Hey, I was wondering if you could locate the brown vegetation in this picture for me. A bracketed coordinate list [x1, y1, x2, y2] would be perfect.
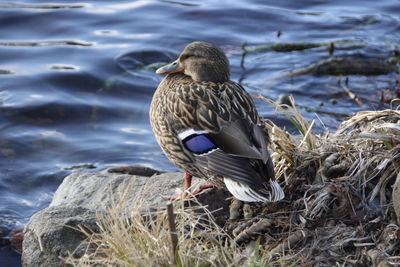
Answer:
[68, 97, 400, 266]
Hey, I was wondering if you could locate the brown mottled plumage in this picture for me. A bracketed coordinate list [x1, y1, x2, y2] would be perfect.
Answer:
[150, 41, 284, 202]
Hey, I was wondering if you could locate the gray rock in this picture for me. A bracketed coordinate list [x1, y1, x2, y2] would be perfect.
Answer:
[22, 168, 230, 267]
[49, 169, 183, 210]
[23, 207, 97, 267]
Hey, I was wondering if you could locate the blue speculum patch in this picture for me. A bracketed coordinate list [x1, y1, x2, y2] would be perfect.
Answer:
[184, 134, 217, 154]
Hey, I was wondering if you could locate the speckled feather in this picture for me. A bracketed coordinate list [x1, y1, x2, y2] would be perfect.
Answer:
[151, 73, 257, 179]
[150, 41, 284, 202]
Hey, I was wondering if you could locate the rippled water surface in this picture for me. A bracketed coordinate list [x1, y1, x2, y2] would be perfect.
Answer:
[0, 0, 399, 264]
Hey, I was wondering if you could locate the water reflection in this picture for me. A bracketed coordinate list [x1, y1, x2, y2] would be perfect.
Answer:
[0, 3, 87, 10]
[0, 0, 399, 264]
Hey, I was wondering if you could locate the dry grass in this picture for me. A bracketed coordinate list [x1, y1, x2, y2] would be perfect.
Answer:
[68, 97, 400, 266]
[66, 182, 241, 267]
[247, 97, 400, 266]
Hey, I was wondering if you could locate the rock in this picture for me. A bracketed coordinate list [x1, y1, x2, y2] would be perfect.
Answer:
[393, 172, 400, 225]
[290, 56, 398, 76]
[9, 228, 24, 253]
[22, 207, 97, 267]
[48, 169, 182, 209]
[107, 165, 163, 176]
[22, 167, 230, 267]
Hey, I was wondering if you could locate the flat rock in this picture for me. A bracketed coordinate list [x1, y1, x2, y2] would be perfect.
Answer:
[49, 169, 182, 209]
[22, 168, 230, 267]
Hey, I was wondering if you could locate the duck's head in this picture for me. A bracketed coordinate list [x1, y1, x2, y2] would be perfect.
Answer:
[156, 41, 230, 83]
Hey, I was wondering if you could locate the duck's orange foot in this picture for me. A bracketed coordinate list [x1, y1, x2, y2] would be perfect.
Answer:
[162, 181, 215, 201]
[162, 172, 191, 200]
[162, 187, 187, 201]
[191, 183, 214, 195]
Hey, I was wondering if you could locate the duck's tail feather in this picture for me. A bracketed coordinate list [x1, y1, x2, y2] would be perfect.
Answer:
[269, 179, 285, 202]
[224, 178, 285, 203]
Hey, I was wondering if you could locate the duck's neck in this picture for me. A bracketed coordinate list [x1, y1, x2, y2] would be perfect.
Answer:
[190, 66, 230, 83]
[184, 58, 230, 83]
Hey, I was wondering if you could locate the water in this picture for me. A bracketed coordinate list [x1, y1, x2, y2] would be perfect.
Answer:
[0, 0, 399, 265]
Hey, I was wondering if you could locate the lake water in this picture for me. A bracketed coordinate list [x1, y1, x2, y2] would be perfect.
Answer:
[0, 0, 399, 265]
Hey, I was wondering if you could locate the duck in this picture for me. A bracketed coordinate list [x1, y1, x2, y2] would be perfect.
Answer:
[150, 41, 284, 202]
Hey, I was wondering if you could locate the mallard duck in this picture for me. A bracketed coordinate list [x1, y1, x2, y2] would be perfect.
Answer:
[150, 41, 284, 202]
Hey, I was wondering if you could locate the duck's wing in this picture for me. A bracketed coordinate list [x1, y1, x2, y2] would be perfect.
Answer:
[170, 81, 265, 155]
[170, 81, 283, 202]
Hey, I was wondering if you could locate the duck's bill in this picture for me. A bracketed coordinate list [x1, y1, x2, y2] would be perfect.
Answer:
[155, 60, 183, 74]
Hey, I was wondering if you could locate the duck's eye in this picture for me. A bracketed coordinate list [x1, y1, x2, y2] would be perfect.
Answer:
[180, 54, 193, 61]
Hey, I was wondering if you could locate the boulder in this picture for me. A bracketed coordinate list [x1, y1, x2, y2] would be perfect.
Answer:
[22, 168, 230, 267]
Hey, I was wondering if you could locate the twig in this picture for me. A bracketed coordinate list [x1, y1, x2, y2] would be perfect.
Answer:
[328, 42, 335, 55]
[358, 132, 400, 144]
[166, 202, 179, 265]
[270, 230, 309, 257]
[233, 218, 272, 244]
[240, 42, 248, 72]
[297, 119, 315, 149]
[340, 78, 363, 105]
